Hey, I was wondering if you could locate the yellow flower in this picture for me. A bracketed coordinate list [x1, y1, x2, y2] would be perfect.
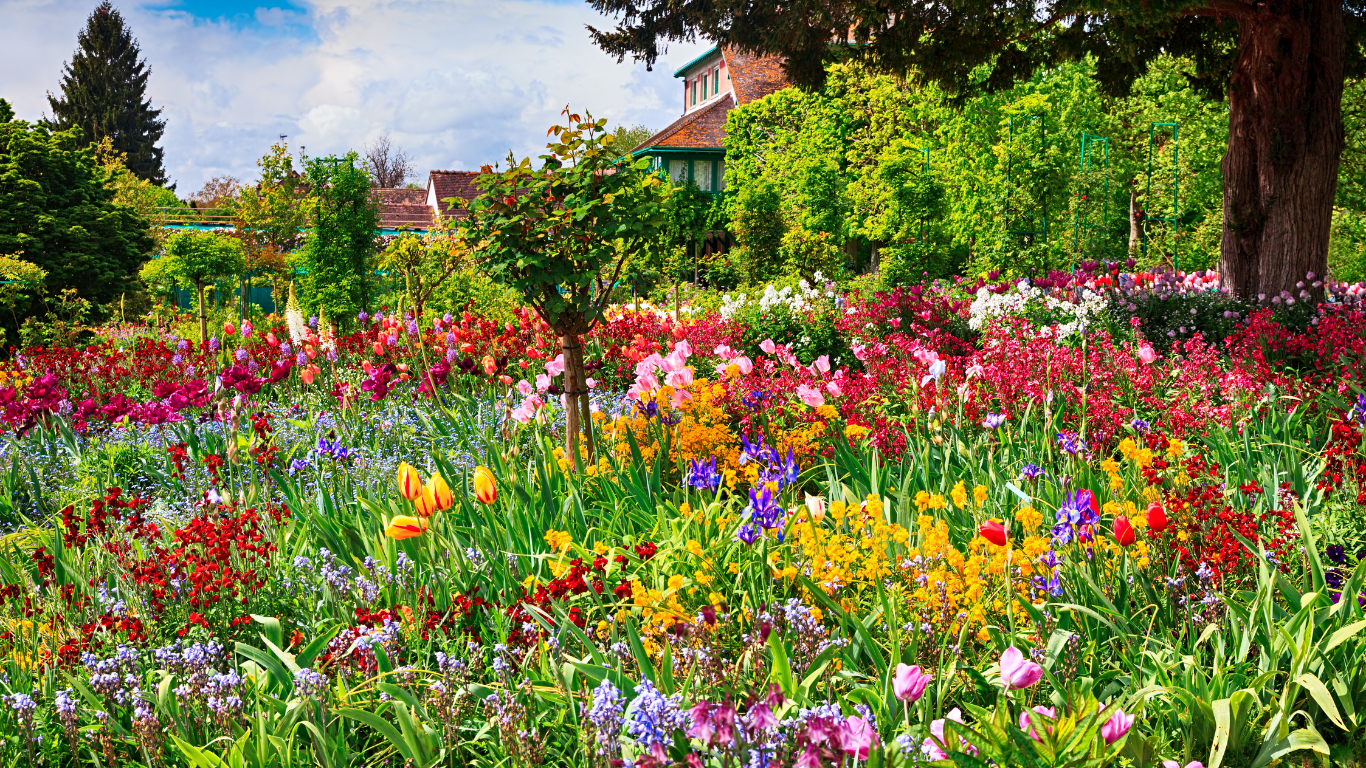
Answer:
[973, 484, 988, 507]
[951, 481, 967, 508]
[708, 591, 726, 606]
[680, 502, 692, 519]
[844, 423, 871, 439]
[594, 541, 609, 555]
[1166, 439, 1186, 459]
[427, 472, 454, 512]
[687, 539, 704, 558]
[385, 515, 427, 540]
[545, 530, 572, 552]
[1100, 458, 1119, 474]
[667, 574, 686, 592]
[397, 462, 423, 500]
[1016, 506, 1042, 531]
[694, 570, 712, 586]
[728, 562, 740, 574]
[816, 404, 839, 419]
[831, 500, 847, 519]
[472, 466, 497, 504]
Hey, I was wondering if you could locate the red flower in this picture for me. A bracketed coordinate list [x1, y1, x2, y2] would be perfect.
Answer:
[980, 520, 1008, 547]
[1114, 516, 1136, 546]
[1146, 502, 1167, 533]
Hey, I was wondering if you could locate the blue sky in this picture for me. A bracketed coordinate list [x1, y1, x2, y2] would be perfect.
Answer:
[0, 0, 708, 193]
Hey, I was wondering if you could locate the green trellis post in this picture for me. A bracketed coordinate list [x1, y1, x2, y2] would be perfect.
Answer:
[1142, 122, 1180, 271]
[1071, 132, 1111, 271]
[1006, 115, 1049, 271]
[918, 146, 932, 244]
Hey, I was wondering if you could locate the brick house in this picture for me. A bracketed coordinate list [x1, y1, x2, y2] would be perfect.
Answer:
[373, 170, 482, 232]
[630, 46, 790, 193]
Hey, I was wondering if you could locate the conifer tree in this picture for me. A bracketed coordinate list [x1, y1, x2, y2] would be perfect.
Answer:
[47, 2, 167, 185]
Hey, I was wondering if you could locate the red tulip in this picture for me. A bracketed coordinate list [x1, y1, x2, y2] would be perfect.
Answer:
[980, 519, 1008, 547]
[1114, 516, 1136, 546]
[1146, 502, 1167, 533]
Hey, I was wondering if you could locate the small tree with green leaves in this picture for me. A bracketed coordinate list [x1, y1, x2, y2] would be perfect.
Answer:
[142, 231, 245, 343]
[462, 109, 669, 466]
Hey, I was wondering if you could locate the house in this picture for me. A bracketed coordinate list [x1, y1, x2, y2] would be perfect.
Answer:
[372, 171, 483, 232]
[630, 46, 790, 192]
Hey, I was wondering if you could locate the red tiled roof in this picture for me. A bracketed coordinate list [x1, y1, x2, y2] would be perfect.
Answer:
[726, 48, 790, 106]
[380, 204, 434, 230]
[375, 188, 426, 207]
[429, 170, 481, 219]
[633, 93, 734, 152]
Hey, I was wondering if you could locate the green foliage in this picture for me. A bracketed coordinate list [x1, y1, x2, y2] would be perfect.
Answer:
[611, 123, 655, 153]
[45, 1, 167, 184]
[0, 99, 12, 124]
[727, 179, 786, 283]
[302, 152, 379, 329]
[0, 117, 152, 327]
[144, 230, 245, 341]
[237, 143, 312, 259]
[1329, 207, 1366, 284]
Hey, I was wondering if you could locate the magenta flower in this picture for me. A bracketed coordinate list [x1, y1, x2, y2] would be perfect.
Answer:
[1101, 708, 1134, 744]
[999, 646, 1044, 689]
[837, 715, 876, 759]
[1017, 705, 1055, 741]
[893, 663, 932, 702]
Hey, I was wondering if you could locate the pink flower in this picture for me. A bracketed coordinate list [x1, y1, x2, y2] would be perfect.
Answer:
[837, 716, 876, 759]
[1138, 343, 1157, 364]
[517, 379, 534, 396]
[852, 342, 867, 361]
[535, 373, 551, 392]
[794, 744, 823, 768]
[999, 646, 1044, 689]
[674, 340, 692, 357]
[545, 354, 565, 377]
[1101, 708, 1134, 744]
[1017, 705, 1055, 741]
[813, 355, 831, 374]
[672, 389, 693, 408]
[893, 663, 931, 702]
[1162, 762, 1205, 768]
[735, 356, 753, 375]
[665, 368, 694, 390]
[923, 707, 971, 760]
[241, 320, 253, 338]
[746, 701, 779, 730]
[586, 377, 598, 389]
[826, 380, 842, 397]
[796, 385, 825, 408]
[759, 339, 777, 355]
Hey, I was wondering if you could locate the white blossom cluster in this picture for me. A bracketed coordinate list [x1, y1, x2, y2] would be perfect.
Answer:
[720, 272, 835, 320]
[968, 281, 1111, 337]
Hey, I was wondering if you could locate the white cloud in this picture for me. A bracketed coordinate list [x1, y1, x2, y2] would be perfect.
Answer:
[0, 0, 707, 193]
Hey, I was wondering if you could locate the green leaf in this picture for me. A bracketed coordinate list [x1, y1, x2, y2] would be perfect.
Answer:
[336, 707, 415, 761]
[1294, 673, 1347, 731]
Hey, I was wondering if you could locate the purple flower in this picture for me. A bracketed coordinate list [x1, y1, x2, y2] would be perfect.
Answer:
[981, 413, 1007, 429]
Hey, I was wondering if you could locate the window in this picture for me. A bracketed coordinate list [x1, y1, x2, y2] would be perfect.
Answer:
[669, 159, 688, 184]
[712, 67, 720, 96]
[694, 160, 712, 192]
[690, 78, 697, 106]
[716, 160, 726, 190]
[701, 72, 708, 101]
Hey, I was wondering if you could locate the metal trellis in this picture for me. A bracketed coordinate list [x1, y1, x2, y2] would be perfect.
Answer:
[1142, 122, 1180, 270]
[1070, 132, 1111, 269]
[1006, 115, 1049, 246]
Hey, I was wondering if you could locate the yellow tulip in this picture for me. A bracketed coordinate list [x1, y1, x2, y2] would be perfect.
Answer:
[397, 462, 423, 500]
[427, 472, 453, 512]
[473, 466, 497, 504]
[385, 515, 427, 540]
[414, 484, 439, 518]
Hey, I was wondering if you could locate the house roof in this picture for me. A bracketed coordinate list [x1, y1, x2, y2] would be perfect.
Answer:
[372, 188, 432, 230]
[428, 170, 481, 218]
[632, 93, 735, 153]
[726, 48, 790, 106]
[673, 45, 720, 78]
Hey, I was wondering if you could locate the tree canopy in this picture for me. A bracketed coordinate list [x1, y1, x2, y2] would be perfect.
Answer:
[47, 1, 168, 185]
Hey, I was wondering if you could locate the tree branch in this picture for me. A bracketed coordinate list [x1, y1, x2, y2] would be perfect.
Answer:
[1183, 0, 1254, 18]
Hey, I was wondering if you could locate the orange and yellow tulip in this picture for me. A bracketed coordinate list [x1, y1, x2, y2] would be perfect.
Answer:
[397, 462, 423, 500]
[473, 466, 497, 504]
[428, 472, 454, 512]
[385, 515, 427, 540]
[414, 484, 439, 518]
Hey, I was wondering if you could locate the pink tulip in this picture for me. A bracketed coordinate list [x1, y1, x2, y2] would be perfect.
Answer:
[735, 356, 753, 374]
[1138, 343, 1157, 364]
[837, 716, 876, 759]
[516, 379, 534, 396]
[923, 707, 971, 760]
[796, 384, 825, 408]
[826, 380, 843, 397]
[1101, 708, 1134, 744]
[1162, 762, 1205, 768]
[535, 373, 551, 392]
[760, 339, 777, 355]
[674, 340, 692, 357]
[672, 388, 693, 408]
[813, 355, 830, 374]
[893, 663, 931, 702]
[499, 374, 514, 386]
[999, 646, 1044, 689]
[1018, 705, 1055, 741]
[586, 377, 598, 389]
[852, 342, 867, 361]
[666, 368, 693, 389]
[545, 354, 565, 377]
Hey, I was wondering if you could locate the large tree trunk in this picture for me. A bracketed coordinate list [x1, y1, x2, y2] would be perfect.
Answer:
[1218, 0, 1344, 298]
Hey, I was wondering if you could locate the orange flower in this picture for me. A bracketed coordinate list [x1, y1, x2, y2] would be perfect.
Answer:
[428, 472, 454, 512]
[397, 462, 423, 500]
[473, 466, 497, 504]
[385, 515, 427, 540]
[414, 484, 439, 517]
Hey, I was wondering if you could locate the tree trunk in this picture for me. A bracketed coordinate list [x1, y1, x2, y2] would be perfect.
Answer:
[1218, 0, 1344, 298]
[196, 280, 208, 344]
[560, 332, 588, 471]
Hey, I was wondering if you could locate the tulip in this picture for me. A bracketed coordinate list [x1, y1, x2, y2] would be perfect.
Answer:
[759, 339, 777, 355]
[893, 663, 931, 702]
[301, 367, 315, 385]
[223, 321, 236, 336]
[1018, 705, 1055, 741]
[372, 341, 385, 356]
[414, 484, 439, 518]
[805, 495, 826, 524]
[427, 472, 454, 512]
[837, 716, 875, 759]
[999, 646, 1044, 689]
[1138, 343, 1157, 364]
[980, 519, 1008, 547]
[1114, 516, 1136, 546]
[385, 515, 427, 539]
[473, 466, 497, 504]
[1162, 762, 1205, 768]
[397, 462, 423, 500]
[1101, 708, 1134, 744]
[1147, 502, 1167, 533]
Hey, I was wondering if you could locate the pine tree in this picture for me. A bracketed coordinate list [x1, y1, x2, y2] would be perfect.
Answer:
[47, 2, 167, 185]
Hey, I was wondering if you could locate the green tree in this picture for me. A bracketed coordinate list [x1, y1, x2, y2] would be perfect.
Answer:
[0, 99, 13, 124]
[727, 179, 787, 283]
[46, 1, 167, 185]
[236, 143, 312, 315]
[142, 231, 245, 343]
[301, 152, 378, 336]
[0, 117, 152, 326]
[588, 0, 1363, 298]
[379, 223, 468, 322]
[462, 109, 669, 465]
[611, 123, 656, 152]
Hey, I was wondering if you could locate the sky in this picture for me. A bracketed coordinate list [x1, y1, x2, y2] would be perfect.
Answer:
[0, 0, 709, 194]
